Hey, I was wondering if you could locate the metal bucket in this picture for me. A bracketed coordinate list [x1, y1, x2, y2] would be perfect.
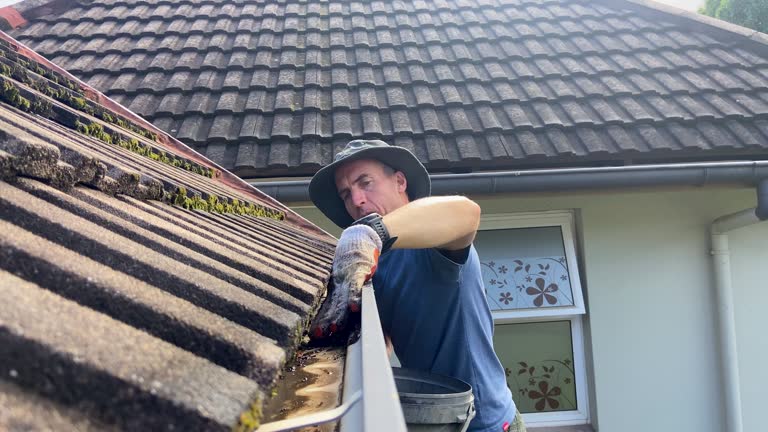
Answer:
[392, 367, 476, 432]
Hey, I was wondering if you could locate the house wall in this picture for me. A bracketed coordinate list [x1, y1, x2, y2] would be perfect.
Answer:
[290, 185, 767, 432]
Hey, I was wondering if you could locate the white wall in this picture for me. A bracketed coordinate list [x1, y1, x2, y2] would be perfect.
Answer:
[291, 185, 767, 432]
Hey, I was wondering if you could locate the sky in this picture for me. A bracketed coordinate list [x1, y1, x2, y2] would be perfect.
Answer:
[0, 0, 706, 11]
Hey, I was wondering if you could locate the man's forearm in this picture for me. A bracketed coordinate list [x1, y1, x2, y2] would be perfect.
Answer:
[382, 196, 481, 251]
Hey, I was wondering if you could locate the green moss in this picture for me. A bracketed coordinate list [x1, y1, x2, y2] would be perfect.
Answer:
[17, 96, 30, 111]
[75, 120, 89, 134]
[233, 395, 262, 432]
[68, 96, 88, 111]
[31, 98, 52, 117]
[10, 65, 30, 84]
[1, 79, 31, 112]
[172, 186, 189, 207]
[163, 188, 285, 220]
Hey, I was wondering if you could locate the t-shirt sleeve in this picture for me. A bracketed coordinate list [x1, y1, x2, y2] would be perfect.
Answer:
[427, 246, 471, 283]
[437, 246, 471, 265]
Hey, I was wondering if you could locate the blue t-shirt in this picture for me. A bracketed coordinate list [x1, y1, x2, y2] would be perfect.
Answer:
[373, 245, 516, 432]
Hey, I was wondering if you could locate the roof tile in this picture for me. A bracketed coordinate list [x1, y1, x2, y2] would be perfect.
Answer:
[614, 96, 656, 122]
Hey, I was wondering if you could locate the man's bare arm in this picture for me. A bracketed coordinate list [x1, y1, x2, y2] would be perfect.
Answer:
[382, 196, 481, 251]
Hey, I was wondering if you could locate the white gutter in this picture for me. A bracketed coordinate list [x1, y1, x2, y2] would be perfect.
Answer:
[709, 179, 768, 432]
[341, 283, 407, 432]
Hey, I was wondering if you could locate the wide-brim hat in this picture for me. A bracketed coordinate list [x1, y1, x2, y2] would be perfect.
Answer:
[309, 139, 431, 228]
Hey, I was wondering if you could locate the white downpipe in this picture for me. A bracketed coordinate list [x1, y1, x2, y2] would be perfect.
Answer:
[709, 208, 760, 432]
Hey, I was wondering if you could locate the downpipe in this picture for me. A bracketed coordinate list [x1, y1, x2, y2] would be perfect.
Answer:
[709, 179, 768, 432]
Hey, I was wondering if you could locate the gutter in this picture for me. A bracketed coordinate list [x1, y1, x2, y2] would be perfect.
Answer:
[258, 284, 406, 432]
[250, 161, 768, 202]
[341, 283, 407, 432]
[709, 178, 768, 432]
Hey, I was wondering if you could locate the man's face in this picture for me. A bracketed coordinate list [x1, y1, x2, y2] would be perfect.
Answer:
[334, 158, 408, 220]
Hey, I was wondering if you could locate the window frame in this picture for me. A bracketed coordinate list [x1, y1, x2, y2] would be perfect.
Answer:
[478, 210, 591, 428]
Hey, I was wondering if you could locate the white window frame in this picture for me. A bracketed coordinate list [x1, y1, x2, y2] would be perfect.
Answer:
[478, 210, 591, 428]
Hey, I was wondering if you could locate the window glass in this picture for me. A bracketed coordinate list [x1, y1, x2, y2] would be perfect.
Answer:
[475, 227, 575, 311]
[493, 321, 577, 413]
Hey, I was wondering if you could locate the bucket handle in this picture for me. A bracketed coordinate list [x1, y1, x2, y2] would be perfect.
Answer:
[456, 401, 476, 432]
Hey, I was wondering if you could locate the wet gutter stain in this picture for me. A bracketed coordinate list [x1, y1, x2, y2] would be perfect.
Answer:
[261, 347, 345, 432]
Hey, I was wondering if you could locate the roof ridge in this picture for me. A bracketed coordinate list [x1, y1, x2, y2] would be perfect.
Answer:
[599, 0, 768, 55]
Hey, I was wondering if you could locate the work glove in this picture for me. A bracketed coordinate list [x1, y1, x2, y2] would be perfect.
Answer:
[311, 224, 382, 339]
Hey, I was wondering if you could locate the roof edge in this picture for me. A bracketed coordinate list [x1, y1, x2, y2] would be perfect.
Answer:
[0, 0, 72, 30]
[601, 0, 768, 56]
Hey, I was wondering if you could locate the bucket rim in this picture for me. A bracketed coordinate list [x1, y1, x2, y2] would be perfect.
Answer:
[392, 367, 473, 399]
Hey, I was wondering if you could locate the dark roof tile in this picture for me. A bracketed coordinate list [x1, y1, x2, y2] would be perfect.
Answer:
[447, 107, 473, 132]
[514, 129, 548, 157]
[503, 103, 535, 129]
[156, 93, 185, 116]
[332, 111, 353, 136]
[644, 95, 688, 121]
[666, 121, 709, 149]
[301, 111, 322, 138]
[697, 121, 736, 149]
[576, 127, 612, 154]
[626, 73, 666, 93]
[635, 123, 671, 151]
[561, 100, 594, 125]
[732, 92, 768, 115]
[725, 120, 762, 146]
[704, 70, 749, 91]
[532, 101, 562, 127]
[600, 75, 633, 95]
[587, 98, 624, 124]
[701, 94, 749, 118]
[477, 105, 503, 131]
[678, 70, 721, 92]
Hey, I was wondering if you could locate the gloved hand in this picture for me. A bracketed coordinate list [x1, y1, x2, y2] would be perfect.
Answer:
[311, 224, 382, 339]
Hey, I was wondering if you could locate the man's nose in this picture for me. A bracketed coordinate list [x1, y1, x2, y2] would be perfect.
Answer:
[351, 188, 366, 207]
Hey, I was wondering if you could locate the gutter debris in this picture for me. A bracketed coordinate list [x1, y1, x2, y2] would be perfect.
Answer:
[262, 347, 346, 432]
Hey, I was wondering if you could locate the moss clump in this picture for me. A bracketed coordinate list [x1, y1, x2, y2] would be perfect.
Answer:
[73, 121, 115, 146]
[9, 64, 30, 84]
[1, 80, 31, 112]
[233, 395, 263, 432]
[69, 96, 87, 110]
[164, 188, 286, 220]
[31, 98, 52, 117]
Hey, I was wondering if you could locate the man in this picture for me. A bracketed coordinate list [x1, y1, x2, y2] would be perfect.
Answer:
[309, 139, 525, 432]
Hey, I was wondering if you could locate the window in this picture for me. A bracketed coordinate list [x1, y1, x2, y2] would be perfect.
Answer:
[474, 211, 590, 428]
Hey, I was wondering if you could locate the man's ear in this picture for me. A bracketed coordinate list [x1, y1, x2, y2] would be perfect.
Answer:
[395, 171, 407, 193]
